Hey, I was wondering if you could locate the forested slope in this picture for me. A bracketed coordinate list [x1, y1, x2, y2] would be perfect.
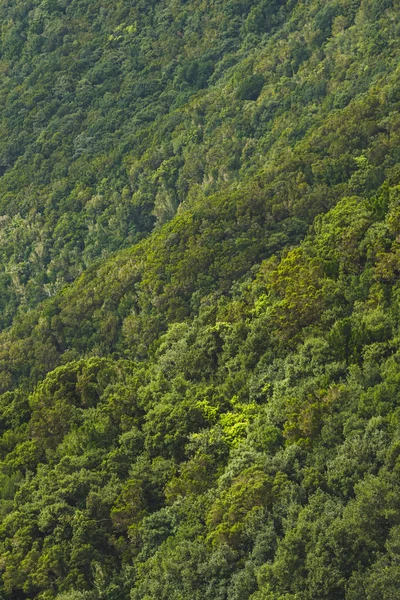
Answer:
[0, 0, 398, 322]
[0, 0, 400, 598]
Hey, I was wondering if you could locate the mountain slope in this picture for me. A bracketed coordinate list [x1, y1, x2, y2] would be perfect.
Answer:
[0, 0, 399, 323]
[1, 183, 400, 599]
[0, 0, 399, 598]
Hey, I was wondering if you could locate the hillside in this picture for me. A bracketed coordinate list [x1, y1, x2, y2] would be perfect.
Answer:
[0, 0, 398, 323]
[0, 0, 399, 598]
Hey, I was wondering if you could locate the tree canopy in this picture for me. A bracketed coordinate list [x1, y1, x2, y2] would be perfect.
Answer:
[0, 0, 399, 597]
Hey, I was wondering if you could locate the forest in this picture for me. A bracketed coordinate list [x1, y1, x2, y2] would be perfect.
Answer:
[0, 0, 399, 597]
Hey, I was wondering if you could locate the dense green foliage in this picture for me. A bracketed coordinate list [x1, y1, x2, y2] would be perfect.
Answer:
[0, 0, 398, 323]
[0, 0, 400, 597]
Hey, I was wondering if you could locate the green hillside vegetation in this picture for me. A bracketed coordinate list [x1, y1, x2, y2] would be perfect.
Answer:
[0, 0, 399, 598]
[0, 0, 398, 323]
